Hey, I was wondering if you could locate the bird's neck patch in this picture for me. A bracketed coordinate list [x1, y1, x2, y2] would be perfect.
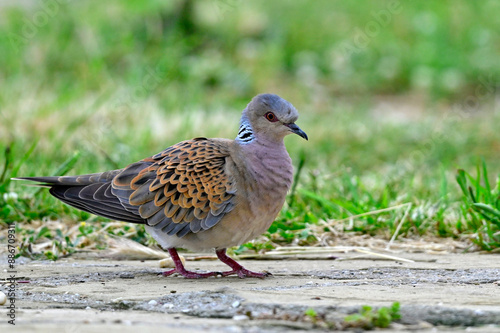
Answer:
[236, 118, 255, 144]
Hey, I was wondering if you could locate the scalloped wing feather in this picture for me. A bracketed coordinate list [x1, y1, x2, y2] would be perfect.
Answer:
[111, 138, 236, 237]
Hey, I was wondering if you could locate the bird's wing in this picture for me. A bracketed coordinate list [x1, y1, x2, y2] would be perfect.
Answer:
[112, 138, 237, 237]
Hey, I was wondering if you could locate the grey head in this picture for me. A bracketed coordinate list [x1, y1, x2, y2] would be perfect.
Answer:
[236, 94, 308, 144]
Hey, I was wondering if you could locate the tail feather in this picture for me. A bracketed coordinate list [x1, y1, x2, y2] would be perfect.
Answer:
[14, 171, 145, 224]
[14, 170, 121, 186]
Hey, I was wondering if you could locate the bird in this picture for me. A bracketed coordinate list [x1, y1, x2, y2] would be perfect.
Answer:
[16, 93, 308, 278]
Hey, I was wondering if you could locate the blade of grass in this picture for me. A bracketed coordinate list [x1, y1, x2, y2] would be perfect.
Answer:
[289, 150, 306, 208]
[51, 151, 81, 177]
[7, 140, 38, 190]
[439, 165, 447, 201]
[324, 203, 411, 229]
[472, 203, 500, 226]
[35, 151, 81, 195]
[299, 188, 338, 212]
[475, 161, 481, 202]
[0, 145, 12, 184]
[468, 186, 477, 203]
[330, 198, 365, 215]
[482, 158, 491, 204]
[386, 203, 412, 250]
[456, 169, 468, 198]
[354, 248, 414, 263]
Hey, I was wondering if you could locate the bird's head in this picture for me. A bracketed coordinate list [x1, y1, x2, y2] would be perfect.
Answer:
[238, 94, 308, 144]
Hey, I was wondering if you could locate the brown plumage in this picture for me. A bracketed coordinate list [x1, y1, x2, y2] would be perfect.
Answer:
[16, 93, 307, 278]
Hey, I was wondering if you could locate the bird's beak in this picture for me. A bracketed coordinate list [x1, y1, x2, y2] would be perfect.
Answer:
[285, 123, 308, 140]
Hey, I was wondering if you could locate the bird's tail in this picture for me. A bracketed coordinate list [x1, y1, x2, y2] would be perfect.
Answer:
[13, 171, 144, 223]
[13, 170, 120, 186]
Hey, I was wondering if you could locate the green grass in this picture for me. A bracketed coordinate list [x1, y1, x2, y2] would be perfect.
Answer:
[344, 302, 401, 330]
[456, 161, 500, 250]
[1, 0, 500, 257]
[303, 302, 401, 330]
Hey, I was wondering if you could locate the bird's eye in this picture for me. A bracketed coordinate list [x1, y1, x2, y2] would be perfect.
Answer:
[264, 112, 278, 122]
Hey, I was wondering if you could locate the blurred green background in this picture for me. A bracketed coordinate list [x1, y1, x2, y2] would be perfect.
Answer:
[1, 0, 499, 254]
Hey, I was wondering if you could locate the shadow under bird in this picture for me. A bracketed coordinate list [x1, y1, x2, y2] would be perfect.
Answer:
[16, 93, 308, 278]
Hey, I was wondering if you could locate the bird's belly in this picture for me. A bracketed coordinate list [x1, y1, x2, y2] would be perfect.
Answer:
[145, 194, 284, 252]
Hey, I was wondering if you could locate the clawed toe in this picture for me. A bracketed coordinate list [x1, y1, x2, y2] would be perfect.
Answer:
[162, 268, 271, 279]
[215, 248, 272, 278]
[162, 269, 176, 277]
[222, 268, 272, 279]
[161, 249, 223, 279]
[162, 268, 221, 279]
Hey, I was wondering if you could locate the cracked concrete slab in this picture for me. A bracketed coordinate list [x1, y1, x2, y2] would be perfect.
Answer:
[1, 251, 499, 332]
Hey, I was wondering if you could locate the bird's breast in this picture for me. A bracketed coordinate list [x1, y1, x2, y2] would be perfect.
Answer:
[242, 143, 293, 193]
[231, 142, 294, 227]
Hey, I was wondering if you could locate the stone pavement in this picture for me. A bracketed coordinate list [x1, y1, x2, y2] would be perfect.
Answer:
[1, 251, 500, 332]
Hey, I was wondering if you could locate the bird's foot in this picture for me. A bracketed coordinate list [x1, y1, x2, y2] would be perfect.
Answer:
[162, 268, 221, 279]
[222, 268, 272, 279]
[163, 248, 221, 278]
[215, 248, 272, 278]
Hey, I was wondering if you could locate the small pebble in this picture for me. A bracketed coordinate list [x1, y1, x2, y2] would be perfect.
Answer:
[0, 292, 6, 305]
[85, 306, 92, 310]
[148, 300, 158, 306]
[232, 315, 249, 321]
[232, 301, 240, 308]
[119, 273, 135, 279]
[162, 303, 174, 309]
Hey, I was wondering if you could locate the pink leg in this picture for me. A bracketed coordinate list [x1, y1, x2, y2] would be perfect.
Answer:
[162, 248, 220, 279]
[216, 248, 272, 278]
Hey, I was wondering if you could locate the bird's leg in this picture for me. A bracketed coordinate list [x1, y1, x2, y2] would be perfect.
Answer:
[162, 248, 220, 279]
[216, 248, 272, 278]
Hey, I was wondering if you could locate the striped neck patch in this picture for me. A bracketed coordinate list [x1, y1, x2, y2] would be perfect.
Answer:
[236, 118, 255, 144]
